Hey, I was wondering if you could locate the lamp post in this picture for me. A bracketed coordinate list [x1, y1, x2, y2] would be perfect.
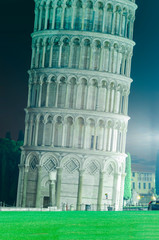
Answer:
[49, 171, 57, 207]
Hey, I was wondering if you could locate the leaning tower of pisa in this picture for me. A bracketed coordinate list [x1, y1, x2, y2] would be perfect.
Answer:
[17, 0, 137, 210]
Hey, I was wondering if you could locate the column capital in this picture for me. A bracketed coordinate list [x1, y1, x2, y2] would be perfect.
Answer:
[79, 169, 85, 176]
[18, 164, 24, 169]
[36, 164, 42, 170]
[24, 165, 29, 173]
[57, 167, 63, 175]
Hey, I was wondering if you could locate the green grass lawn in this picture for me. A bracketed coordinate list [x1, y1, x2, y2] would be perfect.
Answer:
[0, 211, 159, 240]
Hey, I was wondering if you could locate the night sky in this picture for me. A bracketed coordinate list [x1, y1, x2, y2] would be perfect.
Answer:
[0, 0, 159, 165]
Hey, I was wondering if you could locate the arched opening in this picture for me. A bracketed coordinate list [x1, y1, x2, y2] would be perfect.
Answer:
[64, 0, 72, 29]
[71, 38, 80, 68]
[57, 77, 67, 108]
[112, 43, 118, 73]
[74, 0, 83, 30]
[96, 120, 104, 150]
[94, 2, 103, 32]
[37, 116, 44, 146]
[114, 6, 121, 35]
[85, 118, 95, 149]
[121, 8, 128, 37]
[54, 116, 63, 147]
[97, 81, 107, 111]
[84, 1, 93, 31]
[87, 79, 97, 110]
[38, 39, 43, 68]
[82, 39, 91, 69]
[48, 77, 57, 107]
[44, 116, 53, 146]
[45, 38, 50, 68]
[52, 38, 60, 67]
[75, 117, 84, 148]
[65, 117, 73, 147]
[106, 4, 113, 34]
[41, 3, 46, 30]
[55, 0, 62, 29]
[66, 77, 76, 108]
[41, 77, 47, 107]
[61, 38, 70, 68]
[76, 78, 87, 109]
[92, 40, 101, 70]
[48, 3, 53, 29]
[103, 41, 110, 72]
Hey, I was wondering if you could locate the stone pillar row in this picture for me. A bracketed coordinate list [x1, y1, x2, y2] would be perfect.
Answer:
[34, 1, 135, 40]
[28, 79, 130, 115]
[21, 164, 118, 210]
[24, 114, 127, 154]
[31, 38, 133, 78]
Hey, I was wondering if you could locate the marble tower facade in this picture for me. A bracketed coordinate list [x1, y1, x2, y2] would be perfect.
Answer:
[17, 0, 137, 210]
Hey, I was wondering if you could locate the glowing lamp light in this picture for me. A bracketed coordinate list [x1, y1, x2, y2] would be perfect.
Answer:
[152, 196, 156, 201]
[137, 195, 141, 200]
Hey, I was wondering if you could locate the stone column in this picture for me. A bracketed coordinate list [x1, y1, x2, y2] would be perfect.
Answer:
[24, 121, 29, 146]
[105, 85, 110, 112]
[102, 7, 106, 32]
[121, 129, 127, 153]
[49, 180, 56, 206]
[108, 46, 113, 72]
[51, 120, 55, 147]
[51, 7, 56, 29]
[44, 5, 49, 30]
[22, 165, 29, 207]
[28, 120, 33, 146]
[97, 171, 105, 211]
[119, 11, 123, 36]
[34, 7, 39, 31]
[62, 121, 66, 147]
[16, 164, 24, 207]
[42, 41, 46, 68]
[111, 11, 115, 34]
[93, 127, 97, 150]
[119, 173, 126, 210]
[103, 125, 107, 151]
[35, 43, 40, 68]
[38, 6, 43, 30]
[35, 165, 42, 208]
[77, 170, 84, 211]
[38, 82, 43, 107]
[99, 46, 104, 71]
[79, 43, 83, 69]
[31, 45, 36, 69]
[27, 83, 32, 107]
[56, 167, 63, 209]
[34, 118, 39, 146]
[89, 46, 95, 70]
[71, 6, 75, 29]
[42, 120, 46, 146]
[121, 53, 126, 75]
[58, 42, 63, 67]
[68, 42, 73, 68]
[49, 42, 54, 67]
[112, 173, 121, 211]
[46, 80, 50, 107]
[81, 6, 86, 30]
[61, 5, 65, 29]
[55, 82, 59, 107]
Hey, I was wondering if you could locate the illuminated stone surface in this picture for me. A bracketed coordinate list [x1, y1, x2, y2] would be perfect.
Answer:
[17, 0, 137, 210]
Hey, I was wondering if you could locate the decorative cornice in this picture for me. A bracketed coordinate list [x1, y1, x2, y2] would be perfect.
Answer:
[25, 107, 130, 122]
[32, 30, 135, 47]
[31, 68, 133, 85]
